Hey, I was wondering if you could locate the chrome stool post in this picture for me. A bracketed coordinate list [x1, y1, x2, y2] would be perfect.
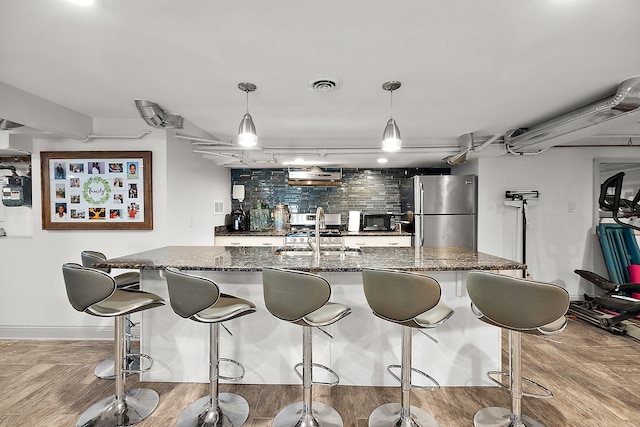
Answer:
[78, 315, 161, 427]
[262, 267, 351, 427]
[362, 268, 453, 427]
[466, 271, 569, 427]
[62, 262, 165, 427]
[81, 250, 146, 380]
[164, 267, 256, 427]
[175, 322, 250, 427]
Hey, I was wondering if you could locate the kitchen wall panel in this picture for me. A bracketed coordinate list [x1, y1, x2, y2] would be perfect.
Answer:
[230, 167, 448, 216]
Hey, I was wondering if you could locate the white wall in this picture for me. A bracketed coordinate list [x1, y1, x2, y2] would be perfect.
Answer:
[166, 132, 230, 244]
[473, 146, 636, 299]
[0, 121, 230, 339]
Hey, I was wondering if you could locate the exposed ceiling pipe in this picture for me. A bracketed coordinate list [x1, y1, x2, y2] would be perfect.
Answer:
[472, 134, 501, 152]
[505, 76, 640, 153]
[193, 145, 460, 154]
[196, 151, 242, 166]
[80, 131, 151, 143]
[443, 133, 474, 165]
[134, 99, 183, 129]
[175, 134, 233, 146]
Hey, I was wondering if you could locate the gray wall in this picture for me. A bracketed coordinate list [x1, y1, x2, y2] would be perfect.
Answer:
[230, 167, 448, 216]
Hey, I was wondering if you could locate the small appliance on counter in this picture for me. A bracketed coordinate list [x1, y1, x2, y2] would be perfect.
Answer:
[250, 201, 271, 231]
[225, 208, 248, 231]
[362, 213, 394, 231]
[272, 203, 290, 232]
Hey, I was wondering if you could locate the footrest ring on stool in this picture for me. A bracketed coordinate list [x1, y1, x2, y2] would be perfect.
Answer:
[123, 353, 153, 374]
[487, 370, 553, 399]
[219, 357, 246, 382]
[294, 362, 340, 386]
[387, 364, 440, 391]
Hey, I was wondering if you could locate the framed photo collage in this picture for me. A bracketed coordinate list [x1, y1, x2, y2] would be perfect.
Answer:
[41, 151, 153, 230]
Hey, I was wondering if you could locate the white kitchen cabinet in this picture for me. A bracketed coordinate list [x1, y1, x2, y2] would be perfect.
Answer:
[343, 235, 411, 247]
[215, 235, 284, 247]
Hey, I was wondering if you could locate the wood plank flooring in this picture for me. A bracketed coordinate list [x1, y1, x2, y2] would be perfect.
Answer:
[1, 317, 639, 426]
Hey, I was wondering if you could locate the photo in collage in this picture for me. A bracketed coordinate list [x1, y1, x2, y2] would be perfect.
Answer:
[51, 158, 143, 222]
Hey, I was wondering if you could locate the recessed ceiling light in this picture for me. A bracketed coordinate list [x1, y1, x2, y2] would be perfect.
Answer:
[377, 158, 388, 164]
[69, 0, 94, 5]
[283, 158, 306, 166]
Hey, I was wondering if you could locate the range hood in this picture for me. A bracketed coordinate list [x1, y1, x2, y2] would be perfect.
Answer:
[287, 166, 342, 186]
[505, 76, 640, 153]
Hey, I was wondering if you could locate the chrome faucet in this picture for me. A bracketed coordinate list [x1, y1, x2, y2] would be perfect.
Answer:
[309, 206, 325, 255]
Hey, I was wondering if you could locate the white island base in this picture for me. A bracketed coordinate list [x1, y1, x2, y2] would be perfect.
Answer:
[139, 269, 516, 387]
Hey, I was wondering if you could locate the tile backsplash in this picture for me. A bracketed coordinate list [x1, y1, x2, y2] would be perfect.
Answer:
[230, 168, 448, 217]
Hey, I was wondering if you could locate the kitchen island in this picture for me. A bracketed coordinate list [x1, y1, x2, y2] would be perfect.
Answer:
[101, 246, 525, 387]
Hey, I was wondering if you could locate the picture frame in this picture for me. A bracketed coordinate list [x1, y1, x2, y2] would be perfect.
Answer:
[40, 151, 153, 230]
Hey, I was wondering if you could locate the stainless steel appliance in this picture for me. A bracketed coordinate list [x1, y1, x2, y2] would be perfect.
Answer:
[284, 229, 343, 248]
[401, 175, 477, 249]
[362, 213, 393, 231]
[290, 212, 341, 229]
[287, 211, 343, 247]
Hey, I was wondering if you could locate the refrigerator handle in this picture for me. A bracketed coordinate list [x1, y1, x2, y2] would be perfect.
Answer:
[418, 181, 425, 246]
[416, 215, 424, 247]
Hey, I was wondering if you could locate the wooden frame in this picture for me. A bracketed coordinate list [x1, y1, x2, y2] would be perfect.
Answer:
[41, 151, 153, 230]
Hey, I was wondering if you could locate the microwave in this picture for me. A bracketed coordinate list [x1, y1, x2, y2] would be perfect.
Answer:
[363, 214, 394, 231]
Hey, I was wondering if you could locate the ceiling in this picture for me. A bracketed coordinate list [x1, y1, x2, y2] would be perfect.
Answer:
[1, 0, 640, 168]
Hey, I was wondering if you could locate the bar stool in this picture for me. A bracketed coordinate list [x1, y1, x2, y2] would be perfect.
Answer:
[361, 268, 453, 427]
[81, 250, 141, 379]
[164, 267, 256, 427]
[466, 271, 569, 427]
[62, 262, 165, 427]
[262, 267, 351, 427]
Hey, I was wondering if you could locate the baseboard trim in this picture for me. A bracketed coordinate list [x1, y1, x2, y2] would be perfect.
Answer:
[0, 325, 140, 340]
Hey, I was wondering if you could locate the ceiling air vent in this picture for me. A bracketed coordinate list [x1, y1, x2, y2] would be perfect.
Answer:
[287, 166, 342, 187]
[309, 76, 342, 92]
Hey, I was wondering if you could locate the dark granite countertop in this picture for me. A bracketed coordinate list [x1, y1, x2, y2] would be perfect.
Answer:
[99, 245, 525, 273]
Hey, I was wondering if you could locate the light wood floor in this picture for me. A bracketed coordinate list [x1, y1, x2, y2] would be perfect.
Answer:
[1, 317, 639, 426]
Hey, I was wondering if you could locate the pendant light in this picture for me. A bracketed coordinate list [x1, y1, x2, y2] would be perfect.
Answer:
[237, 82, 257, 147]
[381, 81, 402, 152]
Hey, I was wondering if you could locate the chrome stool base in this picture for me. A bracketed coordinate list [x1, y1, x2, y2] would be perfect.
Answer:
[76, 387, 159, 427]
[368, 403, 439, 427]
[272, 401, 343, 427]
[473, 407, 544, 427]
[176, 393, 249, 427]
[93, 355, 141, 380]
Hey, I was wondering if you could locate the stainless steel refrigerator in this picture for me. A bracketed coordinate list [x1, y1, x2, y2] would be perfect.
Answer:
[401, 175, 477, 249]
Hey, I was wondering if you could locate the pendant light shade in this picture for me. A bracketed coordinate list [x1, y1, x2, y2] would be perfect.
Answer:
[238, 112, 257, 147]
[382, 118, 401, 152]
[237, 82, 257, 147]
[381, 81, 402, 152]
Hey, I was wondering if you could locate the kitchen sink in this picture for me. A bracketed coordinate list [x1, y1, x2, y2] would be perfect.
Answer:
[275, 247, 363, 256]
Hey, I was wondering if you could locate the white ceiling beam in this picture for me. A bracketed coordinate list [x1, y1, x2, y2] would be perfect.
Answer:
[0, 81, 93, 139]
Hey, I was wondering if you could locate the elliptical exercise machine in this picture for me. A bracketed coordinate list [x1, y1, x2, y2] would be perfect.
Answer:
[569, 172, 640, 340]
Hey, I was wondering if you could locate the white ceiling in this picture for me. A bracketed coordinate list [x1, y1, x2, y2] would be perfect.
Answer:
[1, 0, 640, 168]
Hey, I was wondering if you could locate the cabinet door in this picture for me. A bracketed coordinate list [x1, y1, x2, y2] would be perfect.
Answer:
[215, 236, 283, 247]
[343, 236, 411, 247]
